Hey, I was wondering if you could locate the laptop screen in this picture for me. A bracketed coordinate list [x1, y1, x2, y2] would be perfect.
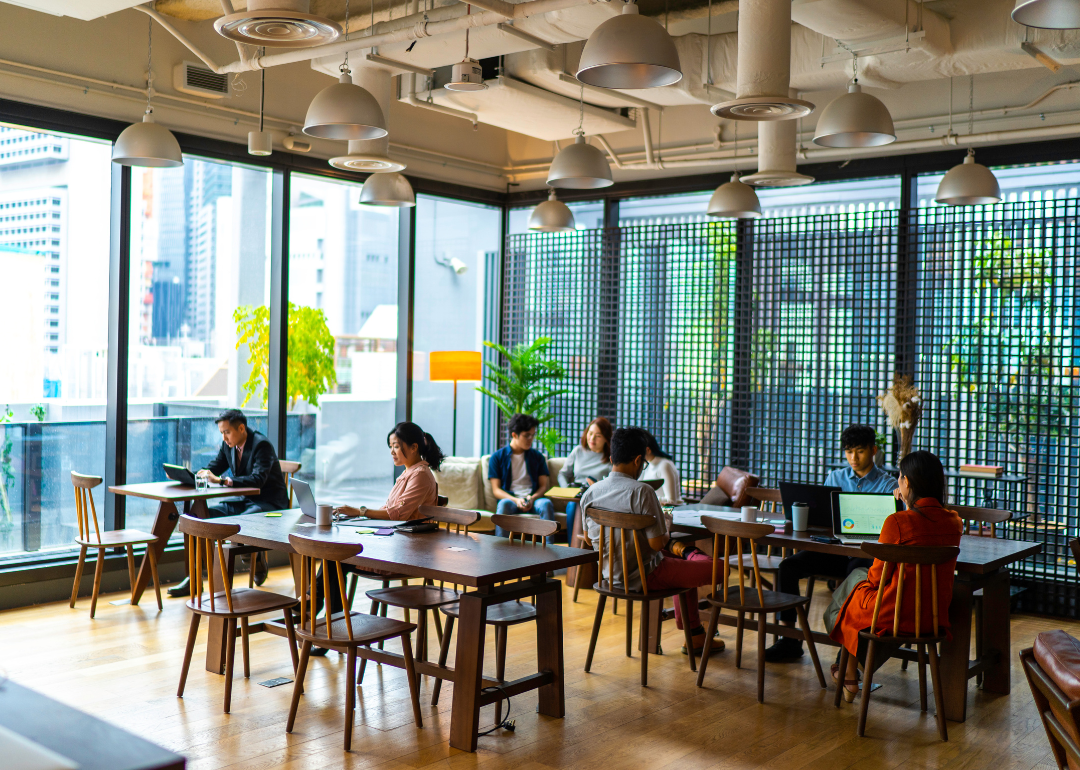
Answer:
[836, 493, 896, 537]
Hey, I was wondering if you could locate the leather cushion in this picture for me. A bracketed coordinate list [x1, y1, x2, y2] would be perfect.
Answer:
[702, 466, 760, 508]
[699, 486, 732, 506]
[1035, 630, 1080, 769]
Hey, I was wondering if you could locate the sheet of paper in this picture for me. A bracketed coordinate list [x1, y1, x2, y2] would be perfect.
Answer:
[671, 509, 742, 528]
[0, 725, 79, 770]
[446, 546, 469, 552]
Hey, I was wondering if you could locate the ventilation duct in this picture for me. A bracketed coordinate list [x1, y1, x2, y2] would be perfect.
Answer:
[330, 66, 405, 173]
[712, 0, 814, 120]
[215, 0, 342, 48]
[742, 92, 815, 186]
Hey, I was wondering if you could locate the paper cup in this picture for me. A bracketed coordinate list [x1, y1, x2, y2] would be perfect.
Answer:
[316, 504, 333, 526]
[792, 503, 810, 532]
[741, 506, 759, 523]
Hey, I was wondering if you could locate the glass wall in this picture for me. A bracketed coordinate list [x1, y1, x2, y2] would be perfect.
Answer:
[0, 126, 111, 558]
[287, 174, 399, 508]
[125, 157, 273, 531]
[412, 195, 501, 457]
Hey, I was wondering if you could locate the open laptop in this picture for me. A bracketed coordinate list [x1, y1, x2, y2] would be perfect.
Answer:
[831, 491, 901, 544]
[163, 463, 197, 486]
[779, 482, 841, 529]
[291, 478, 417, 528]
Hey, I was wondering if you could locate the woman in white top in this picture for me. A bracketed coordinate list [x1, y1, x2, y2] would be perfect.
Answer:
[641, 431, 684, 505]
[559, 417, 612, 543]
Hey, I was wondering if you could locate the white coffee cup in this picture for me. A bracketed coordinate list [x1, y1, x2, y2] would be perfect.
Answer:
[316, 504, 333, 527]
[792, 502, 810, 532]
[741, 506, 759, 523]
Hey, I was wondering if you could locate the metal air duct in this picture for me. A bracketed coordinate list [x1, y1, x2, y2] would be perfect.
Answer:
[742, 91, 815, 186]
[215, 0, 342, 48]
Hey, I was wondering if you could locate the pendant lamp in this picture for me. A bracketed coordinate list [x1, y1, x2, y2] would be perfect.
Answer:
[446, 5, 488, 91]
[330, 68, 405, 172]
[248, 66, 273, 156]
[576, 1, 682, 89]
[706, 172, 761, 219]
[304, 65, 387, 140]
[813, 82, 896, 148]
[528, 190, 576, 232]
[113, 10, 183, 168]
[935, 149, 1001, 206]
[360, 172, 415, 207]
[547, 134, 613, 189]
[1012, 0, 1080, 28]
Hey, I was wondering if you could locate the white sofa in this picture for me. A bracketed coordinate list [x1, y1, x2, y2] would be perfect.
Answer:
[433, 455, 568, 533]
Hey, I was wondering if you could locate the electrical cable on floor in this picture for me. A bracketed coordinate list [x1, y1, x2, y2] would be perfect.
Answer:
[476, 685, 515, 737]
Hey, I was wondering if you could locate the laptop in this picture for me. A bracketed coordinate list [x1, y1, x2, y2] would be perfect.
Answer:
[779, 482, 841, 529]
[831, 491, 902, 544]
[163, 463, 197, 486]
[290, 478, 318, 517]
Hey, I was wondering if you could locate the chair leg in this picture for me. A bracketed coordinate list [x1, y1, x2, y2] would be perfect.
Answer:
[584, 594, 607, 672]
[928, 642, 949, 741]
[494, 626, 507, 726]
[572, 563, 583, 603]
[918, 644, 928, 711]
[125, 545, 136, 603]
[178, 613, 200, 697]
[795, 604, 826, 688]
[344, 646, 357, 751]
[696, 604, 722, 688]
[734, 611, 745, 669]
[677, 592, 696, 672]
[286, 641, 312, 733]
[639, 598, 650, 687]
[283, 609, 299, 673]
[431, 604, 444, 645]
[431, 614, 455, 705]
[805, 576, 816, 604]
[756, 612, 767, 704]
[857, 639, 878, 737]
[975, 596, 984, 688]
[348, 573, 359, 609]
[147, 546, 163, 611]
[240, 617, 251, 679]
[69, 545, 87, 608]
[901, 643, 911, 671]
[416, 610, 429, 682]
[223, 618, 238, 714]
[613, 598, 618, 616]
[89, 547, 105, 619]
[833, 644, 849, 708]
[401, 633, 424, 729]
[625, 600, 634, 657]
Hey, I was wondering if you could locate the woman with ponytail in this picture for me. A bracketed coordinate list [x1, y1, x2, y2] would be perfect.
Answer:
[334, 422, 444, 521]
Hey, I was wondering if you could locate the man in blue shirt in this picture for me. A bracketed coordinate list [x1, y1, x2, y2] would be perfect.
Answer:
[488, 413, 556, 539]
[764, 424, 898, 662]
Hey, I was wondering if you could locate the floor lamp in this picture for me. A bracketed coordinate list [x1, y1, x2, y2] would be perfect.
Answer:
[429, 351, 482, 457]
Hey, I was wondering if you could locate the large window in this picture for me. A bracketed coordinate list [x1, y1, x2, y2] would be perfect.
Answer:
[412, 195, 501, 457]
[125, 158, 273, 532]
[0, 126, 111, 559]
[287, 174, 399, 507]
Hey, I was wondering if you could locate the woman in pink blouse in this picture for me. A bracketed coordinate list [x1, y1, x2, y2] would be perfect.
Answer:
[334, 422, 444, 521]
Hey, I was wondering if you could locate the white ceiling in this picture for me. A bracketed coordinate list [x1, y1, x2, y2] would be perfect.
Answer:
[1, 0, 142, 20]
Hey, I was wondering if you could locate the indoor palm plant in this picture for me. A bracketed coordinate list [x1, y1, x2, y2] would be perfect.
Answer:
[477, 337, 568, 455]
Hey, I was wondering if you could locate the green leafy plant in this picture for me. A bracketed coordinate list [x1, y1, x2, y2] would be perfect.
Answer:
[477, 337, 569, 454]
[29, 404, 45, 422]
[0, 405, 13, 534]
[234, 303, 337, 410]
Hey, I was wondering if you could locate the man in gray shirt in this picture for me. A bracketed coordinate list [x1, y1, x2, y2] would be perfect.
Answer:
[581, 427, 723, 655]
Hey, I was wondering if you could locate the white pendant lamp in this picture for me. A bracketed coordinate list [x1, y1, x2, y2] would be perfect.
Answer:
[360, 172, 415, 207]
[576, 1, 682, 89]
[935, 149, 1002, 206]
[1012, 0, 1080, 28]
[330, 68, 405, 172]
[304, 65, 386, 140]
[113, 11, 183, 168]
[706, 171, 761, 219]
[248, 66, 273, 156]
[529, 190, 576, 232]
[547, 134, 613, 189]
[446, 6, 488, 91]
[813, 82, 896, 148]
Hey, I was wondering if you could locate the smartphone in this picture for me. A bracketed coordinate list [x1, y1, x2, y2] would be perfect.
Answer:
[372, 528, 395, 536]
[810, 535, 841, 544]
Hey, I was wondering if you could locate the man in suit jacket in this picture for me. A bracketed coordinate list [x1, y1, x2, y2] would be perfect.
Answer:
[197, 408, 290, 516]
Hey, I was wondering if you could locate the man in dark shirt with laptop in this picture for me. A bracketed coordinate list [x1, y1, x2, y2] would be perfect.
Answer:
[764, 424, 898, 662]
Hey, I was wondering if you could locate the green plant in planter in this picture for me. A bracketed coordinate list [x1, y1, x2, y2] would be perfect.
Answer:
[477, 337, 569, 455]
[0, 404, 14, 534]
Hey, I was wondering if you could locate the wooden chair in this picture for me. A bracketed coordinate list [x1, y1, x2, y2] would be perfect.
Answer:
[835, 542, 960, 741]
[176, 515, 300, 714]
[696, 517, 826, 702]
[431, 514, 558, 721]
[233, 459, 303, 589]
[364, 506, 480, 681]
[582, 508, 699, 687]
[1022, 633, 1080, 770]
[286, 532, 422, 751]
[69, 472, 162, 618]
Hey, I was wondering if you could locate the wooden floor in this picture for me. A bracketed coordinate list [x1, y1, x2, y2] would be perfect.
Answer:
[1, 567, 1067, 770]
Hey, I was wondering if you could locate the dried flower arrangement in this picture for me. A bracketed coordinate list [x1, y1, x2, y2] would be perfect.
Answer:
[878, 375, 923, 460]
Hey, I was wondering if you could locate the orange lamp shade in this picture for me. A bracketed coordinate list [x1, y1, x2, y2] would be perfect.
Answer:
[429, 351, 482, 382]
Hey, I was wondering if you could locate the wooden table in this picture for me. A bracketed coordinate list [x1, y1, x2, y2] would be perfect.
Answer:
[0, 679, 185, 770]
[671, 517, 1042, 723]
[226, 511, 597, 752]
[109, 482, 260, 604]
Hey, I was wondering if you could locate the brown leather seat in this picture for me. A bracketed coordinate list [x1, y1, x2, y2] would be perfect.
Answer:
[699, 466, 760, 508]
[1027, 630, 1080, 770]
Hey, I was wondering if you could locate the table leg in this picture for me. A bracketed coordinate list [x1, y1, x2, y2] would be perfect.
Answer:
[449, 590, 487, 752]
[131, 500, 179, 605]
[940, 574, 976, 723]
[204, 544, 231, 675]
[642, 598, 663, 654]
[534, 578, 565, 719]
[978, 568, 1012, 695]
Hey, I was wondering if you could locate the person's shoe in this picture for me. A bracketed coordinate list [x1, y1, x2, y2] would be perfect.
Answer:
[684, 637, 725, 656]
[253, 554, 269, 586]
[763, 637, 804, 662]
[309, 646, 331, 657]
[167, 577, 191, 598]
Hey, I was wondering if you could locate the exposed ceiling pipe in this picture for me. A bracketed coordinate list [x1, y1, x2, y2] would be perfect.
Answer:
[594, 134, 624, 169]
[555, 72, 663, 112]
[404, 73, 479, 126]
[641, 108, 655, 167]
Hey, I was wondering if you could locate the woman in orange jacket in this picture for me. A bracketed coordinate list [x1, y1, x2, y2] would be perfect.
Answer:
[826, 450, 963, 701]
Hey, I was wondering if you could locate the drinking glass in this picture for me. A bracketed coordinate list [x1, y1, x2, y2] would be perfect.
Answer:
[195, 475, 208, 492]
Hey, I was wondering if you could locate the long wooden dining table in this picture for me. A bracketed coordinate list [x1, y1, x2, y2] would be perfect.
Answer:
[219, 511, 597, 752]
[671, 511, 1042, 723]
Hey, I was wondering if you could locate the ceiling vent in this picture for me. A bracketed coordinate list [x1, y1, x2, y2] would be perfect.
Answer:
[214, 0, 342, 48]
[173, 61, 230, 99]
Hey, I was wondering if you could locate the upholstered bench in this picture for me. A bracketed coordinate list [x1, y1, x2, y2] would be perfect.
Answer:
[1022, 629, 1080, 770]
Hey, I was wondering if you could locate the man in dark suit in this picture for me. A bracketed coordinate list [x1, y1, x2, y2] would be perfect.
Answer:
[168, 409, 289, 596]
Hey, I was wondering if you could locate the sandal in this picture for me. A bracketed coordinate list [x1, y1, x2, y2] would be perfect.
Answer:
[831, 663, 860, 703]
